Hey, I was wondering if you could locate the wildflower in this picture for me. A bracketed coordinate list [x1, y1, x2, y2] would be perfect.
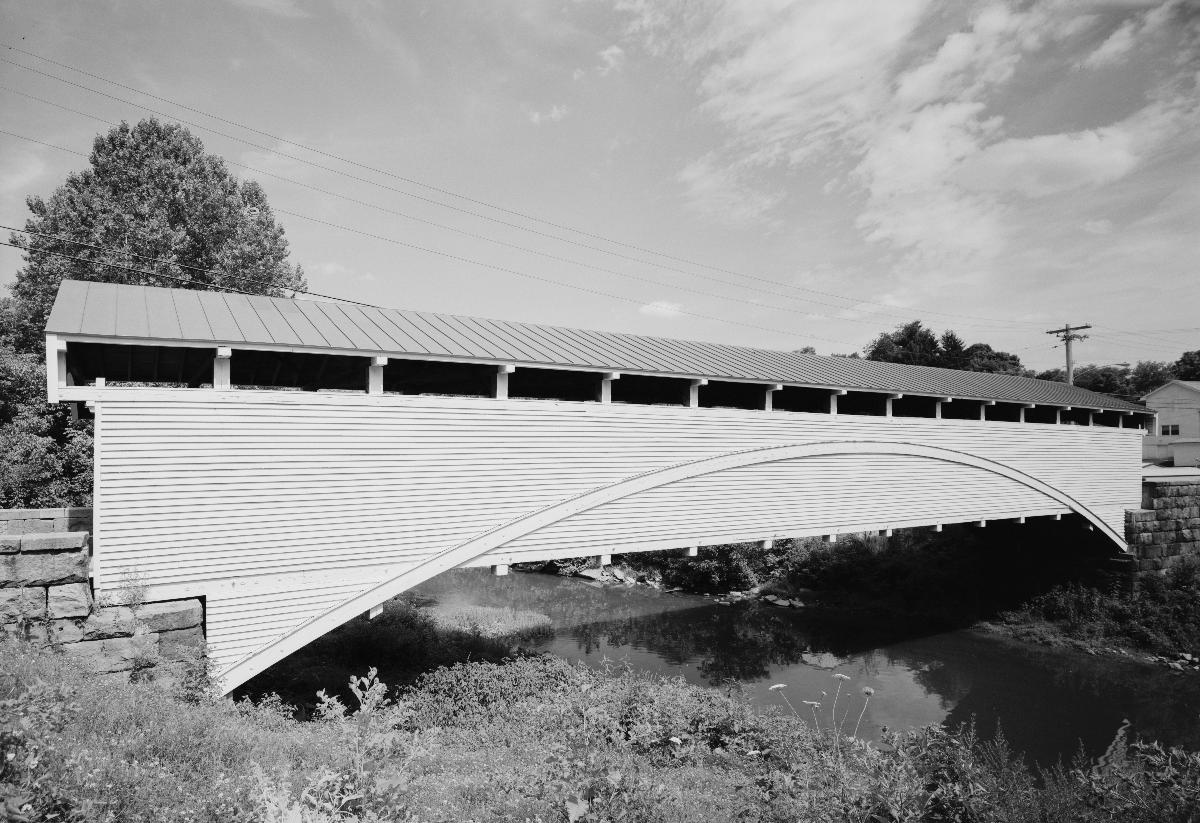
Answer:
[768, 683, 787, 691]
[802, 700, 821, 707]
[669, 736, 682, 745]
[832, 673, 851, 681]
[862, 687, 875, 696]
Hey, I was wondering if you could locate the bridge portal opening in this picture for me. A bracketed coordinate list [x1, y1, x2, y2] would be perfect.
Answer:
[699, 380, 767, 411]
[838, 391, 887, 416]
[229, 350, 367, 391]
[892, 395, 938, 418]
[774, 386, 835, 414]
[610, 374, 691, 406]
[384, 359, 495, 397]
[509, 367, 601, 402]
[66, 342, 218, 388]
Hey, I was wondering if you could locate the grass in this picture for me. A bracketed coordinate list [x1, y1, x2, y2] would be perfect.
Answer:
[998, 559, 1200, 658]
[5, 636, 1200, 822]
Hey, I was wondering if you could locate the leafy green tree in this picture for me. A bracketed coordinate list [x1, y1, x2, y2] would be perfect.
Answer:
[1175, 350, 1200, 382]
[939, 330, 968, 370]
[865, 321, 942, 367]
[1035, 368, 1066, 383]
[5, 118, 306, 352]
[1072, 364, 1132, 397]
[962, 342, 1025, 375]
[1130, 360, 1175, 396]
[0, 347, 92, 507]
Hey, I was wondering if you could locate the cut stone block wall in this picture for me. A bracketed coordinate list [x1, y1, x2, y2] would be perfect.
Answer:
[1125, 480, 1200, 575]
[0, 506, 205, 685]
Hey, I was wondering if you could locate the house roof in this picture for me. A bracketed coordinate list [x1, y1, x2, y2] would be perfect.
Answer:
[1141, 381, 1200, 402]
[45, 279, 1147, 413]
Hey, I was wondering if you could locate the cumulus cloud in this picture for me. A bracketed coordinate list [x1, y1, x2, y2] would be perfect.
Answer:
[676, 153, 784, 226]
[528, 105, 569, 125]
[639, 300, 684, 318]
[597, 44, 626, 75]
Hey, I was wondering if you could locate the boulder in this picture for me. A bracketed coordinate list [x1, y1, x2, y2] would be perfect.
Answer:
[137, 600, 203, 633]
[1, 552, 88, 587]
[0, 587, 46, 622]
[20, 533, 88, 553]
[83, 606, 137, 639]
[48, 583, 92, 619]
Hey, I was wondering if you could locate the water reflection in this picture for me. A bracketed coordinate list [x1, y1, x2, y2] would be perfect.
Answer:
[412, 569, 1200, 766]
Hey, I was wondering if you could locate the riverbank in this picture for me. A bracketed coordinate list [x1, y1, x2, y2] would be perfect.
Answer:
[6, 637, 1200, 823]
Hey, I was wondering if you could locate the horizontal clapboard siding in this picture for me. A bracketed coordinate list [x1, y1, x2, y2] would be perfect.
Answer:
[91, 390, 1143, 681]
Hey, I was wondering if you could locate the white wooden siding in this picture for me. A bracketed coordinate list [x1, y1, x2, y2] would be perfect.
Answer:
[90, 390, 1143, 686]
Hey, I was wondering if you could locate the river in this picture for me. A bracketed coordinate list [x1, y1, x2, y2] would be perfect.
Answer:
[406, 568, 1200, 768]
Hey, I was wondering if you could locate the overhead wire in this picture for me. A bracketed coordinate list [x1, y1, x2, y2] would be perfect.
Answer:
[0, 46, 1045, 331]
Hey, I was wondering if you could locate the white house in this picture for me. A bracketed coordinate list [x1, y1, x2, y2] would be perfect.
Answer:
[1142, 381, 1200, 466]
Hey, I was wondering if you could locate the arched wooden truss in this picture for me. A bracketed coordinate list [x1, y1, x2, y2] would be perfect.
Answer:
[217, 439, 1127, 691]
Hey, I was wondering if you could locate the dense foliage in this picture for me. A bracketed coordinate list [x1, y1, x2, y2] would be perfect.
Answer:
[0, 118, 306, 506]
[864, 321, 1025, 374]
[4, 638, 1199, 822]
[4, 119, 306, 353]
[1003, 559, 1200, 657]
[0, 347, 92, 508]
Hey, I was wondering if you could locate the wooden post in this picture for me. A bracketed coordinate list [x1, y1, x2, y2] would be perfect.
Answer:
[825, 533, 837, 544]
[45, 335, 68, 403]
[764, 383, 782, 412]
[760, 539, 774, 550]
[688, 379, 707, 408]
[496, 364, 515, 400]
[1055, 407, 1062, 424]
[684, 546, 698, 558]
[599, 372, 620, 403]
[830, 389, 847, 415]
[885, 393, 902, 417]
[980, 400, 995, 421]
[368, 605, 383, 619]
[492, 563, 509, 576]
[1020, 403, 1034, 423]
[598, 554, 612, 566]
[368, 356, 387, 395]
[1017, 516, 1026, 524]
[1087, 410, 1096, 427]
[935, 397, 951, 419]
[214, 347, 232, 390]
[934, 523, 943, 532]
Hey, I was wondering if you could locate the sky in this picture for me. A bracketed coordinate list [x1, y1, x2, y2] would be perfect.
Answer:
[1, 0, 1197, 370]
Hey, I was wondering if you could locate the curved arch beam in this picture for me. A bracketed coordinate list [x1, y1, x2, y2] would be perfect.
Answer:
[218, 439, 1126, 690]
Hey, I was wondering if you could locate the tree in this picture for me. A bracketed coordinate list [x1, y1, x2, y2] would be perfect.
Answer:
[5, 118, 306, 352]
[1073, 364, 1131, 397]
[962, 342, 1025, 375]
[939, 330, 967, 370]
[1175, 350, 1200, 382]
[1130, 361, 1175, 397]
[865, 321, 942, 367]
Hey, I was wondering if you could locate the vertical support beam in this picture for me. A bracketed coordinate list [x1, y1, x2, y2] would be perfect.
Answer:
[980, 400, 995, 421]
[45, 335, 68, 403]
[935, 397, 951, 419]
[760, 539, 774, 550]
[1020, 403, 1034, 423]
[829, 388, 847, 415]
[368, 605, 383, 619]
[368, 356, 387, 395]
[86, 377, 104, 411]
[688, 378, 707, 408]
[599, 372, 620, 403]
[214, 346, 232, 390]
[598, 554, 612, 566]
[1087, 409, 1096, 427]
[934, 523, 943, 533]
[885, 393, 902, 417]
[1055, 407, 1063, 425]
[764, 383, 783, 412]
[684, 545, 698, 558]
[1017, 516, 1026, 524]
[495, 364, 515, 400]
[492, 563, 509, 577]
[824, 533, 838, 544]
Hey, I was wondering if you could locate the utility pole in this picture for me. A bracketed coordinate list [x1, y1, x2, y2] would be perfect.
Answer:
[1046, 324, 1092, 385]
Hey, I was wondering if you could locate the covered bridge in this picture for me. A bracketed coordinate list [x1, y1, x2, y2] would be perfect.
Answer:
[44, 280, 1149, 691]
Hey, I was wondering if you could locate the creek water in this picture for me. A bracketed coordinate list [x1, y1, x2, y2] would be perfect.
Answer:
[410, 568, 1200, 768]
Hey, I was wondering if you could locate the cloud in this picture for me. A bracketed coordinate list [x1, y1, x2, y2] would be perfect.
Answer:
[528, 105, 569, 125]
[227, 0, 310, 18]
[1079, 0, 1180, 69]
[1083, 219, 1114, 235]
[639, 300, 684, 318]
[955, 127, 1139, 197]
[676, 153, 784, 226]
[597, 44, 626, 75]
[0, 150, 47, 196]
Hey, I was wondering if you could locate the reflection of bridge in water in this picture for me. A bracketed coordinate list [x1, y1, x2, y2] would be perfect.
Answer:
[45, 280, 1148, 692]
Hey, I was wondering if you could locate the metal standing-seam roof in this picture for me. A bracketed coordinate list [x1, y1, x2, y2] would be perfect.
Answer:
[44, 279, 1146, 412]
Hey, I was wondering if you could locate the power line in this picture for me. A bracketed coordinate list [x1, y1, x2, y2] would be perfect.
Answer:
[0, 88, 1036, 340]
[0, 46, 1044, 331]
